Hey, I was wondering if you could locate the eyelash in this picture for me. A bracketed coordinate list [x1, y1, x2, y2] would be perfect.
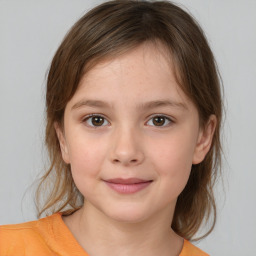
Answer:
[82, 114, 173, 128]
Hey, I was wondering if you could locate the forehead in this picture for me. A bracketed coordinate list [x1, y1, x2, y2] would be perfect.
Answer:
[82, 41, 174, 82]
[67, 43, 192, 110]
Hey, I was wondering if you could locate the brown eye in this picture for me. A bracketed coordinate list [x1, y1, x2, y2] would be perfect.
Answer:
[92, 116, 104, 126]
[153, 116, 165, 126]
[84, 115, 109, 127]
[147, 115, 172, 127]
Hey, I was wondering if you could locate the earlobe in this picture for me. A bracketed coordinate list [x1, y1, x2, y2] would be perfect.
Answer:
[54, 122, 70, 164]
[192, 115, 217, 164]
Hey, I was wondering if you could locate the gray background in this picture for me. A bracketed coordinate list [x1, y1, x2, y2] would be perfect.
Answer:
[0, 0, 256, 255]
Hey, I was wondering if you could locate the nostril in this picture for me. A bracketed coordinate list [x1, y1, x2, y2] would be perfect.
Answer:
[112, 158, 138, 164]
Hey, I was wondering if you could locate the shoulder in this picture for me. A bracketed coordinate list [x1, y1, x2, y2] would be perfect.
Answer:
[179, 240, 209, 256]
[0, 213, 61, 256]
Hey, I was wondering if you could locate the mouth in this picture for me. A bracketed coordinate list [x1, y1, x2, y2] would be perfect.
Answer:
[103, 178, 153, 194]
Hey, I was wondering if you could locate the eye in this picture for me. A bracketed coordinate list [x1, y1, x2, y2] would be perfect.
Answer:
[83, 114, 109, 127]
[147, 115, 173, 127]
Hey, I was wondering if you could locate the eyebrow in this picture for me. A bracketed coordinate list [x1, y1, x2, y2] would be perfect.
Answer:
[71, 99, 187, 111]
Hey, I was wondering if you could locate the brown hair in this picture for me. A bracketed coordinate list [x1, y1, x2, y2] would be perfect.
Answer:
[36, 0, 223, 241]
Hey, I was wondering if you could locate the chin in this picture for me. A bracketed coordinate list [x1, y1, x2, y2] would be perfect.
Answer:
[104, 205, 151, 224]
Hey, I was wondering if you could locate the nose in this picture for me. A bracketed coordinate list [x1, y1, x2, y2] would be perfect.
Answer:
[110, 126, 144, 166]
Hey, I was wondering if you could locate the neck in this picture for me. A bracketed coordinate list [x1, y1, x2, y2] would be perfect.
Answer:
[64, 202, 183, 256]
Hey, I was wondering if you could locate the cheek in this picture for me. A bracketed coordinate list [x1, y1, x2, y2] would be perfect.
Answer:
[148, 133, 196, 190]
[150, 133, 195, 169]
[67, 135, 107, 180]
[67, 139, 107, 198]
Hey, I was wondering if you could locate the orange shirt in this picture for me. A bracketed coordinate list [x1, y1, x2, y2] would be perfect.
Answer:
[0, 213, 209, 256]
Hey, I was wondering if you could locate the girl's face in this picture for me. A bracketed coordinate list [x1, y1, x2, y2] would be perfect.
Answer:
[56, 43, 215, 223]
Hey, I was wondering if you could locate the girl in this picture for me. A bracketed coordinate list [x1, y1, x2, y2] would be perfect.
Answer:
[0, 0, 223, 255]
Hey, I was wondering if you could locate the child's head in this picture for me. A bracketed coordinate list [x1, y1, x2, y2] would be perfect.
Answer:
[38, 0, 223, 240]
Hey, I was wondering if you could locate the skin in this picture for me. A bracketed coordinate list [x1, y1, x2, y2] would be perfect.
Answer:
[55, 42, 216, 256]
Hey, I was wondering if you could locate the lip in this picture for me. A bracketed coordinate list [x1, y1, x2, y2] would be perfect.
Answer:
[104, 178, 153, 194]
[105, 178, 151, 184]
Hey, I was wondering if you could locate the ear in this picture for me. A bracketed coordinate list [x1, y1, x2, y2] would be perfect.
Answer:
[192, 115, 217, 164]
[54, 122, 70, 164]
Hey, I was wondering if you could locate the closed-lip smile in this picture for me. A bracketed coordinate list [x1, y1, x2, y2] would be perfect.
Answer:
[105, 178, 152, 184]
[103, 178, 153, 194]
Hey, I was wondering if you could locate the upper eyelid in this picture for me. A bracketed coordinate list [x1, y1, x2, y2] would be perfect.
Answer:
[147, 114, 173, 121]
[83, 113, 108, 121]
